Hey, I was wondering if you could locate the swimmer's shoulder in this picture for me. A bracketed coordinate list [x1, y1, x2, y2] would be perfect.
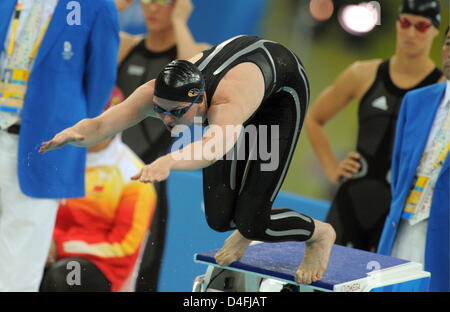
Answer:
[349, 59, 383, 81]
[189, 52, 204, 64]
[349, 58, 383, 100]
[187, 43, 214, 65]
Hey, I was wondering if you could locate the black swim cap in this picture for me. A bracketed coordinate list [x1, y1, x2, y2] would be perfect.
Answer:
[399, 0, 441, 28]
[154, 60, 205, 103]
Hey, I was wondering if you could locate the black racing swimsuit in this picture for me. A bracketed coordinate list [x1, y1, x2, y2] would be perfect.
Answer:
[194, 35, 314, 242]
[327, 59, 442, 250]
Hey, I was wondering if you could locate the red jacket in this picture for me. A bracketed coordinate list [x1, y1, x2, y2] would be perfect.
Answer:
[53, 137, 156, 291]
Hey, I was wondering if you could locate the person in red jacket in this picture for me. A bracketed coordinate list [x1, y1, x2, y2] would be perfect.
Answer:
[40, 93, 157, 292]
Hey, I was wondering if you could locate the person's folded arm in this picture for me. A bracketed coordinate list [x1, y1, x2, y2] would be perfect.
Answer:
[172, 0, 211, 60]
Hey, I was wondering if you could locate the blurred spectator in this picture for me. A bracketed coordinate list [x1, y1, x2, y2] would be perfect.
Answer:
[0, 0, 118, 291]
[114, 0, 210, 291]
[116, 0, 209, 163]
[40, 90, 157, 292]
[305, 0, 445, 251]
[378, 27, 449, 292]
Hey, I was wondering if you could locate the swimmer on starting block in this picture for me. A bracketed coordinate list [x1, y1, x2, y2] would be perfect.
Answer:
[40, 35, 336, 285]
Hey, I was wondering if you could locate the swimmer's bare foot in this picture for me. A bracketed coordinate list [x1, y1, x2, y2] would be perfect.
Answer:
[296, 220, 336, 285]
[215, 230, 252, 267]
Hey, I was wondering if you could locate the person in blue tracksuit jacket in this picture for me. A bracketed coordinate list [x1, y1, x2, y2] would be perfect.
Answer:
[378, 27, 450, 292]
[0, 0, 119, 291]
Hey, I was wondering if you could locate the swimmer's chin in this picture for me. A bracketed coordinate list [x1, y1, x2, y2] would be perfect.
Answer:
[166, 124, 197, 134]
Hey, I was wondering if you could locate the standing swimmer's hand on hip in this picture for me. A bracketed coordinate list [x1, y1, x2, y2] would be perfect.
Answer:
[332, 152, 361, 183]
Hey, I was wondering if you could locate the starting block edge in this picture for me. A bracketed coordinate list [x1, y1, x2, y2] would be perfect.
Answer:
[194, 254, 333, 292]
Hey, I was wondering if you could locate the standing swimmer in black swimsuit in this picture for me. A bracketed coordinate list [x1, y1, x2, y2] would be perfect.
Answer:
[40, 36, 336, 285]
[305, 0, 445, 251]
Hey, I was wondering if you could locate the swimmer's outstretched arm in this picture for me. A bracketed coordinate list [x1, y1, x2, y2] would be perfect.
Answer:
[39, 80, 158, 153]
[131, 102, 246, 183]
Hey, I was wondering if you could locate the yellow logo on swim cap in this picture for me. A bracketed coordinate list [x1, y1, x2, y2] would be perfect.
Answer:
[188, 88, 200, 97]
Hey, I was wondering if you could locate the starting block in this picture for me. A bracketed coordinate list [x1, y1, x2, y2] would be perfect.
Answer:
[193, 242, 431, 292]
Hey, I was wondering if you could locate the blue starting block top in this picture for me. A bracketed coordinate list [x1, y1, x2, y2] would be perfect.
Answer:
[194, 242, 430, 292]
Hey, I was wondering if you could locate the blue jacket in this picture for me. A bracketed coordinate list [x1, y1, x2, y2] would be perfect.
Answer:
[0, 0, 119, 198]
[377, 82, 449, 292]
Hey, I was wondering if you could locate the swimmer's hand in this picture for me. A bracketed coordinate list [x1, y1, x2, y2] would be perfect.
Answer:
[131, 156, 174, 183]
[39, 129, 85, 154]
[331, 152, 361, 184]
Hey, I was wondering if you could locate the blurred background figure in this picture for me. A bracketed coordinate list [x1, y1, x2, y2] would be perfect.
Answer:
[305, 0, 445, 251]
[378, 27, 449, 292]
[115, 0, 210, 292]
[40, 93, 157, 292]
[0, 0, 118, 291]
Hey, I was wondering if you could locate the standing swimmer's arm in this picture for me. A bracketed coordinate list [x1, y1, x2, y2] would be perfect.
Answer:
[114, 0, 144, 64]
[39, 80, 158, 153]
[304, 61, 378, 184]
[118, 31, 144, 64]
[172, 0, 211, 60]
